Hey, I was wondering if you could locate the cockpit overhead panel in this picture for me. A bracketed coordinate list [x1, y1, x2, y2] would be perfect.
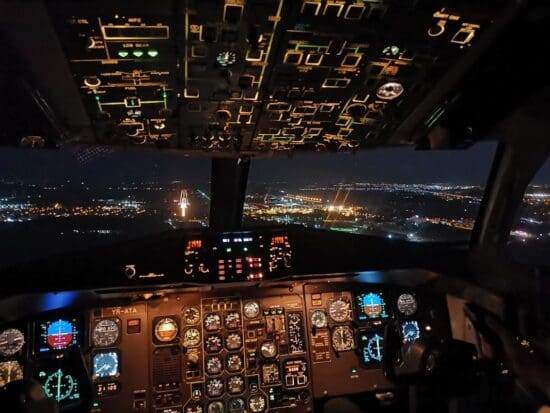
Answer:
[46, 0, 503, 152]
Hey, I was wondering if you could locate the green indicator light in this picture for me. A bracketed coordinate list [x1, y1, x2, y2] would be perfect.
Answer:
[162, 92, 168, 99]
[226, 247, 232, 252]
[147, 49, 159, 57]
[117, 50, 129, 58]
[132, 50, 143, 57]
[243, 247, 248, 252]
[94, 95, 101, 101]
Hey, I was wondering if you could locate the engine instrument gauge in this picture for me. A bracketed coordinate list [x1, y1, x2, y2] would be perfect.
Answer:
[208, 401, 225, 413]
[224, 312, 241, 329]
[0, 360, 23, 388]
[206, 355, 223, 375]
[310, 310, 328, 328]
[183, 328, 201, 347]
[261, 363, 280, 385]
[227, 375, 245, 394]
[243, 301, 260, 319]
[40, 369, 80, 402]
[0, 328, 25, 356]
[154, 317, 179, 343]
[225, 333, 242, 351]
[184, 307, 201, 325]
[92, 319, 120, 347]
[401, 320, 420, 343]
[260, 341, 277, 358]
[249, 394, 267, 412]
[226, 353, 243, 372]
[205, 334, 223, 353]
[397, 294, 418, 316]
[331, 326, 355, 352]
[355, 292, 388, 320]
[92, 351, 119, 379]
[204, 313, 222, 331]
[328, 298, 351, 323]
[228, 397, 246, 413]
[206, 378, 224, 397]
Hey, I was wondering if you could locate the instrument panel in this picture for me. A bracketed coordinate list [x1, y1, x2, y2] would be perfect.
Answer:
[0, 275, 450, 412]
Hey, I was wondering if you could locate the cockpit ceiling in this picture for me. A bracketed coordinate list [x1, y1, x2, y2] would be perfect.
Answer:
[5, 0, 511, 154]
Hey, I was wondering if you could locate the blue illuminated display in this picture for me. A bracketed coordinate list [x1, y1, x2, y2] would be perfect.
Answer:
[401, 320, 420, 343]
[39, 318, 79, 352]
[93, 351, 120, 378]
[355, 292, 388, 320]
[359, 331, 384, 365]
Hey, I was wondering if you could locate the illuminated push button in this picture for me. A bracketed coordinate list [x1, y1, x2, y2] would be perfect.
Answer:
[285, 375, 295, 387]
[127, 319, 141, 334]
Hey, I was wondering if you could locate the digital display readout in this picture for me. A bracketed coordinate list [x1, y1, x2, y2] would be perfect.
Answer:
[355, 293, 389, 321]
[38, 318, 80, 352]
[359, 331, 384, 366]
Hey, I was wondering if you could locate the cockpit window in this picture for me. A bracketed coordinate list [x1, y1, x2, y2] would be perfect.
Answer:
[243, 143, 497, 242]
[508, 159, 550, 267]
[0, 147, 210, 269]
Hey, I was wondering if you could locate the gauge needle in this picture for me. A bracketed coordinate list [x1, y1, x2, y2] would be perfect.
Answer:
[57, 369, 61, 401]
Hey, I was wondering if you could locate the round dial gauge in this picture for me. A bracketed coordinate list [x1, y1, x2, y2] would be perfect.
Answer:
[154, 318, 179, 343]
[376, 82, 404, 100]
[224, 312, 241, 329]
[206, 378, 224, 397]
[226, 354, 243, 372]
[228, 397, 246, 413]
[366, 334, 384, 362]
[204, 313, 222, 331]
[206, 355, 223, 375]
[328, 298, 351, 323]
[249, 394, 267, 413]
[243, 302, 260, 319]
[331, 326, 355, 352]
[183, 328, 201, 347]
[401, 321, 420, 343]
[208, 401, 225, 413]
[397, 294, 418, 316]
[311, 310, 328, 328]
[184, 307, 201, 325]
[0, 328, 25, 357]
[225, 333, 242, 351]
[227, 375, 245, 394]
[260, 341, 277, 358]
[92, 319, 120, 347]
[216, 51, 237, 67]
[92, 351, 119, 378]
[43, 369, 76, 401]
[0, 361, 24, 388]
[205, 334, 223, 353]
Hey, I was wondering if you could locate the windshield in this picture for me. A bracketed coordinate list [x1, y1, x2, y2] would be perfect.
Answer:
[244, 143, 497, 242]
[508, 158, 550, 267]
[0, 147, 210, 269]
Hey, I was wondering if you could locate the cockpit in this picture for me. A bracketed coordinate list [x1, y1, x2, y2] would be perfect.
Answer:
[0, 1, 549, 413]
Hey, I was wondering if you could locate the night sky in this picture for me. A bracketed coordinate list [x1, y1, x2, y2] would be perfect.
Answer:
[0, 142, 548, 186]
